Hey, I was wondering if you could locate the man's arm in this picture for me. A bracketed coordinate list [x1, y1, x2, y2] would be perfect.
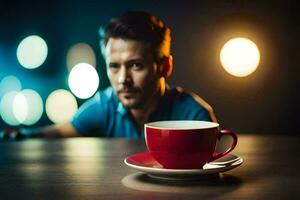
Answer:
[32, 123, 80, 138]
[0, 122, 80, 139]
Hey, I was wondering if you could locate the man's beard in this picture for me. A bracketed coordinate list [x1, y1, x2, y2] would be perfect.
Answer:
[118, 89, 146, 109]
[117, 83, 160, 109]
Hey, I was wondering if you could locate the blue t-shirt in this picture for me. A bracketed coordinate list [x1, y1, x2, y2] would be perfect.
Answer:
[71, 86, 212, 139]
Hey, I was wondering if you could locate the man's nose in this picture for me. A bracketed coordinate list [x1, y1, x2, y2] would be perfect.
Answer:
[118, 67, 132, 84]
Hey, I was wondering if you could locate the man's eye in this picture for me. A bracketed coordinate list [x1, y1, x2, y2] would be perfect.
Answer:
[108, 64, 119, 72]
[131, 63, 143, 70]
[109, 63, 118, 68]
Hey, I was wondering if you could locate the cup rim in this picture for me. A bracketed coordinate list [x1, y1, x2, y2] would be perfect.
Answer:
[145, 120, 219, 130]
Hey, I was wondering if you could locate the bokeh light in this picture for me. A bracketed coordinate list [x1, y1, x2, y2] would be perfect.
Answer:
[13, 89, 43, 125]
[0, 91, 20, 126]
[46, 89, 78, 124]
[0, 76, 22, 98]
[13, 92, 28, 124]
[68, 63, 99, 99]
[66, 43, 96, 71]
[220, 37, 260, 77]
[17, 35, 48, 69]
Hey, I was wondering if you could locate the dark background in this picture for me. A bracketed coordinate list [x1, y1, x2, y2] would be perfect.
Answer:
[0, 0, 299, 134]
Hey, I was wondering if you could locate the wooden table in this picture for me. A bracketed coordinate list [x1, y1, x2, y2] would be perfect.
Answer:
[0, 134, 299, 199]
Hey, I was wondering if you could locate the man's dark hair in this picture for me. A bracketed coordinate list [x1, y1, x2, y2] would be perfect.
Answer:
[99, 11, 171, 61]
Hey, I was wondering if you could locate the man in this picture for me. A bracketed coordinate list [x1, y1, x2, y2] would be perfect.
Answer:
[1, 11, 216, 139]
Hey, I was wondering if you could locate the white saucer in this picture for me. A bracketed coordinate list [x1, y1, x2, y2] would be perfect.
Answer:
[124, 152, 243, 180]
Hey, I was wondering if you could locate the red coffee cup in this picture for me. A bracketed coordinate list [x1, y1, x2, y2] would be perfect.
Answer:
[145, 120, 237, 169]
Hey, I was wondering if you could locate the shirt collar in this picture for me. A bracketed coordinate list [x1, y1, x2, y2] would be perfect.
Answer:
[110, 88, 128, 116]
[148, 85, 172, 121]
[117, 102, 128, 115]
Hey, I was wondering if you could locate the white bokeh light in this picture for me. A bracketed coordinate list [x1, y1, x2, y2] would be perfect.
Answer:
[66, 43, 96, 71]
[220, 37, 260, 77]
[13, 92, 28, 124]
[17, 35, 48, 69]
[0, 76, 22, 98]
[68, 63, 99, 99]
[0, 91, 20, 126]
[46, 89, 78, 124]
[12, 89, 43, 125]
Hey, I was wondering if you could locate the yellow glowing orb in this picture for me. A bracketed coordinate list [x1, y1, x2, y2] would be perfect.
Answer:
[46, 89, 78, 124]
[220, 37, 260, 77]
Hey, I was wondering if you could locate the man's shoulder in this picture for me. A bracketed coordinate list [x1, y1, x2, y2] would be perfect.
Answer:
[170, 87, 212, 111]
[93, 86, 116, 103]
[169, 86, 216, 121]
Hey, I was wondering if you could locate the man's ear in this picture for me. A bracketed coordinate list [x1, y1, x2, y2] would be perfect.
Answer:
[160, 55, 173, 78]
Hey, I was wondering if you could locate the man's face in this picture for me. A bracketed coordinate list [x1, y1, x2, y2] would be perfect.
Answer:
[104, 38, 162, 109]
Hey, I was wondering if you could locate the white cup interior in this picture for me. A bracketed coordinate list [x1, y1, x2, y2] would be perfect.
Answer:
[145, 120, 219, 130]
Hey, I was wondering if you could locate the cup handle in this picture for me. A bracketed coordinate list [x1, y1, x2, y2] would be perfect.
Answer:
[212, 130, 238, 160]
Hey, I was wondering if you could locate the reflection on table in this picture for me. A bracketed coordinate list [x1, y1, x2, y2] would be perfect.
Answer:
[0, 134, 299, 199]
